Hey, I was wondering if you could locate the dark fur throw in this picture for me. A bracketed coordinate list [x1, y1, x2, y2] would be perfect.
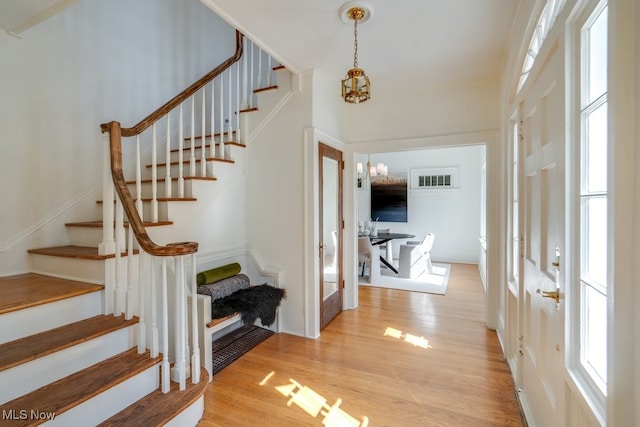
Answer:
[211, 284, 286, 327]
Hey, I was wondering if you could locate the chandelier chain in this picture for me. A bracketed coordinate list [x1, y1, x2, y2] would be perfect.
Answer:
[353, 18, 359, 68]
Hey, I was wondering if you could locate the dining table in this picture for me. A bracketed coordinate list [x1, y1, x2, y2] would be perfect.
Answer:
[359, 232, 415, 274]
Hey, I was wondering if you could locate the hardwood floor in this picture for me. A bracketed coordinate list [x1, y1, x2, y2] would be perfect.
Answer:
[199, 263, 522, 426]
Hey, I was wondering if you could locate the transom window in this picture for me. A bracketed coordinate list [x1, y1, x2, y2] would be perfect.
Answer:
[518, 0, 566, 92]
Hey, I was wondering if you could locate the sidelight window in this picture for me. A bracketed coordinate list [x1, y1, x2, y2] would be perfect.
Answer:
[579, 1, 608, 394]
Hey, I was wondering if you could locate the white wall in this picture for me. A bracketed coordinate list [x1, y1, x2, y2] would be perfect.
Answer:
[344, 78, 500, 143]
[0, 0, 236, 275]
[356, 146, 484, 264]
[245, 71, 313, 337]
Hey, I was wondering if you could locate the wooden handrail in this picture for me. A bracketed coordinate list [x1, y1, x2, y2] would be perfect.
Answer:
[99, 30, 244, 257]
[104, 120, 198, 256]
[101, 30, 243, 137]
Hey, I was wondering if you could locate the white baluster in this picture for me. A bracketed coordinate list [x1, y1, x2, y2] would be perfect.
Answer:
[178, 105, 185, 198]
[114, 197, 125, 315]
[219, 74, 224, 158]
[191, 253, 200, 383]
[242, 38, 248, 109]
[267, 54, 273, 87]
[99, 132, 115, 256]
[236, 61, 241, 145]
[137, 251, 147, 354]
[257, 46, 263, 89]
[161, 257, 170, 393]
[100, 132, 115, 315]
[150, 253, 158, 358]
[200, 89, 207, 176]
[151, 124, 158, 223]
[190, 96, 196, 176]
[250, 41, 254, 107]
[126, 224, 135, 320]
[135, 136, 143, 215]
[210, 81, 216, 161]
[172, 256, 186, 391]
[228, 68, 232, 147]
[165, 113, 172, 198]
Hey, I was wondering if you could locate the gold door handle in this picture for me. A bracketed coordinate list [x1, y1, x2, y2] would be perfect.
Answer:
[536, 288, 560, 304]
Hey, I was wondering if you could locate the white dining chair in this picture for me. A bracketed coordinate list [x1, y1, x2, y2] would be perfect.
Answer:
[376, 228, 392, 264]
[398, 233, 435, 279]
[358, 237, 380, 282]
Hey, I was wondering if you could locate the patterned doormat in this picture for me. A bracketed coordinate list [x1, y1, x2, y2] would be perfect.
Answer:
[211, 325, 275, 375]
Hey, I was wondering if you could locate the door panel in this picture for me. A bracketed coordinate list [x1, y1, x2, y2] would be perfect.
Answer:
[319, 143, 343, 329]
[519, 42, 566, 426]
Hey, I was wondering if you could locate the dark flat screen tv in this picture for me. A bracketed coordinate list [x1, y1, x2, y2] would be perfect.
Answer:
[370, 175, 408, 222]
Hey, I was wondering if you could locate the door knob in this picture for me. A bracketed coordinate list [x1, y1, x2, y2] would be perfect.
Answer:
[536, 288, 560, 304]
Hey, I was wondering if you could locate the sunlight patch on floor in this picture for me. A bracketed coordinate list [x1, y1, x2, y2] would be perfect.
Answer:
[384, 326, 432, 349]
[259, 372, 369, 426]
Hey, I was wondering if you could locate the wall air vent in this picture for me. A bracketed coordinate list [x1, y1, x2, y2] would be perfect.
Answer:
[417, 174, 452, 188]
[410, 167, 460, 191]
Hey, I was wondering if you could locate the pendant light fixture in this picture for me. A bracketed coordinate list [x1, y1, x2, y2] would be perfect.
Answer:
[340, 2, 373, 104]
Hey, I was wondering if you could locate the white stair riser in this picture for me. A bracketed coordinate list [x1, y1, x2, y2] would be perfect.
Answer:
[141, 201, 170, 222]
[0, 292, 102, 344]
[152, 159, 235, 180]
[0, 326, 136, 405]
[44, 364, 159, 427]
[165, 396, 204, 427]
[171, 143, 223, 163]
[31, 255, 105, 283]
[67, 227, 113, 248]
[127, 180, 195, 199]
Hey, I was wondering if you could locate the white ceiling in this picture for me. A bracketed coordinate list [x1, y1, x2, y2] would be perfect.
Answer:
[203, 0, 522, 94]
[0, 0, 81, 35]
[2, 0, 522, 94]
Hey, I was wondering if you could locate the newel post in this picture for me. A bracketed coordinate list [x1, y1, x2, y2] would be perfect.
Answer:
[99, 131, 116, 315]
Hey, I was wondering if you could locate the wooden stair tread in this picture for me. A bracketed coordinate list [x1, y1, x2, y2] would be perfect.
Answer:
[0, 273, 103, 315]
[28, 245, 138, 260]
[125, 176, 218, 184]
[206, 312, 240, 329]
[0, 314, 138, 373]
[0, 348, 160, 425]
[239, 107, 258, 114]
[98, 367, 209, 426]
[146, 157, 234, 168]
[174, 140, 246, 149]
[254, 85, 278, 94]
[179, 133, 246, 143]
[66, 220, 173, 228]
[96, 197, 197, 204]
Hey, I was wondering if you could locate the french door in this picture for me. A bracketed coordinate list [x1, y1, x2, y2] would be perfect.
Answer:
[319, 143, 343, 329]
[516, 41, 567, 425]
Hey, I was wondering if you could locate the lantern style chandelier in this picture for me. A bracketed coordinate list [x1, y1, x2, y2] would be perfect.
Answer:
[340, 2, 373, 104]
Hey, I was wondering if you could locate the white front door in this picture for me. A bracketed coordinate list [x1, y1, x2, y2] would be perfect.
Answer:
[517, 42, 566, 426]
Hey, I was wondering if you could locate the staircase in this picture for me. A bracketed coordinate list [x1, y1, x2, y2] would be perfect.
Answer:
[0, 31, 290, 426]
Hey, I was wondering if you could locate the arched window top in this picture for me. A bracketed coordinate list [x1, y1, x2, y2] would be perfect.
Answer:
[517, 0, 566, 92]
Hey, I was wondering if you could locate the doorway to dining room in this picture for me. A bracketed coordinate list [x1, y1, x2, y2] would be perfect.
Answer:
[355, 145, 486, 282]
